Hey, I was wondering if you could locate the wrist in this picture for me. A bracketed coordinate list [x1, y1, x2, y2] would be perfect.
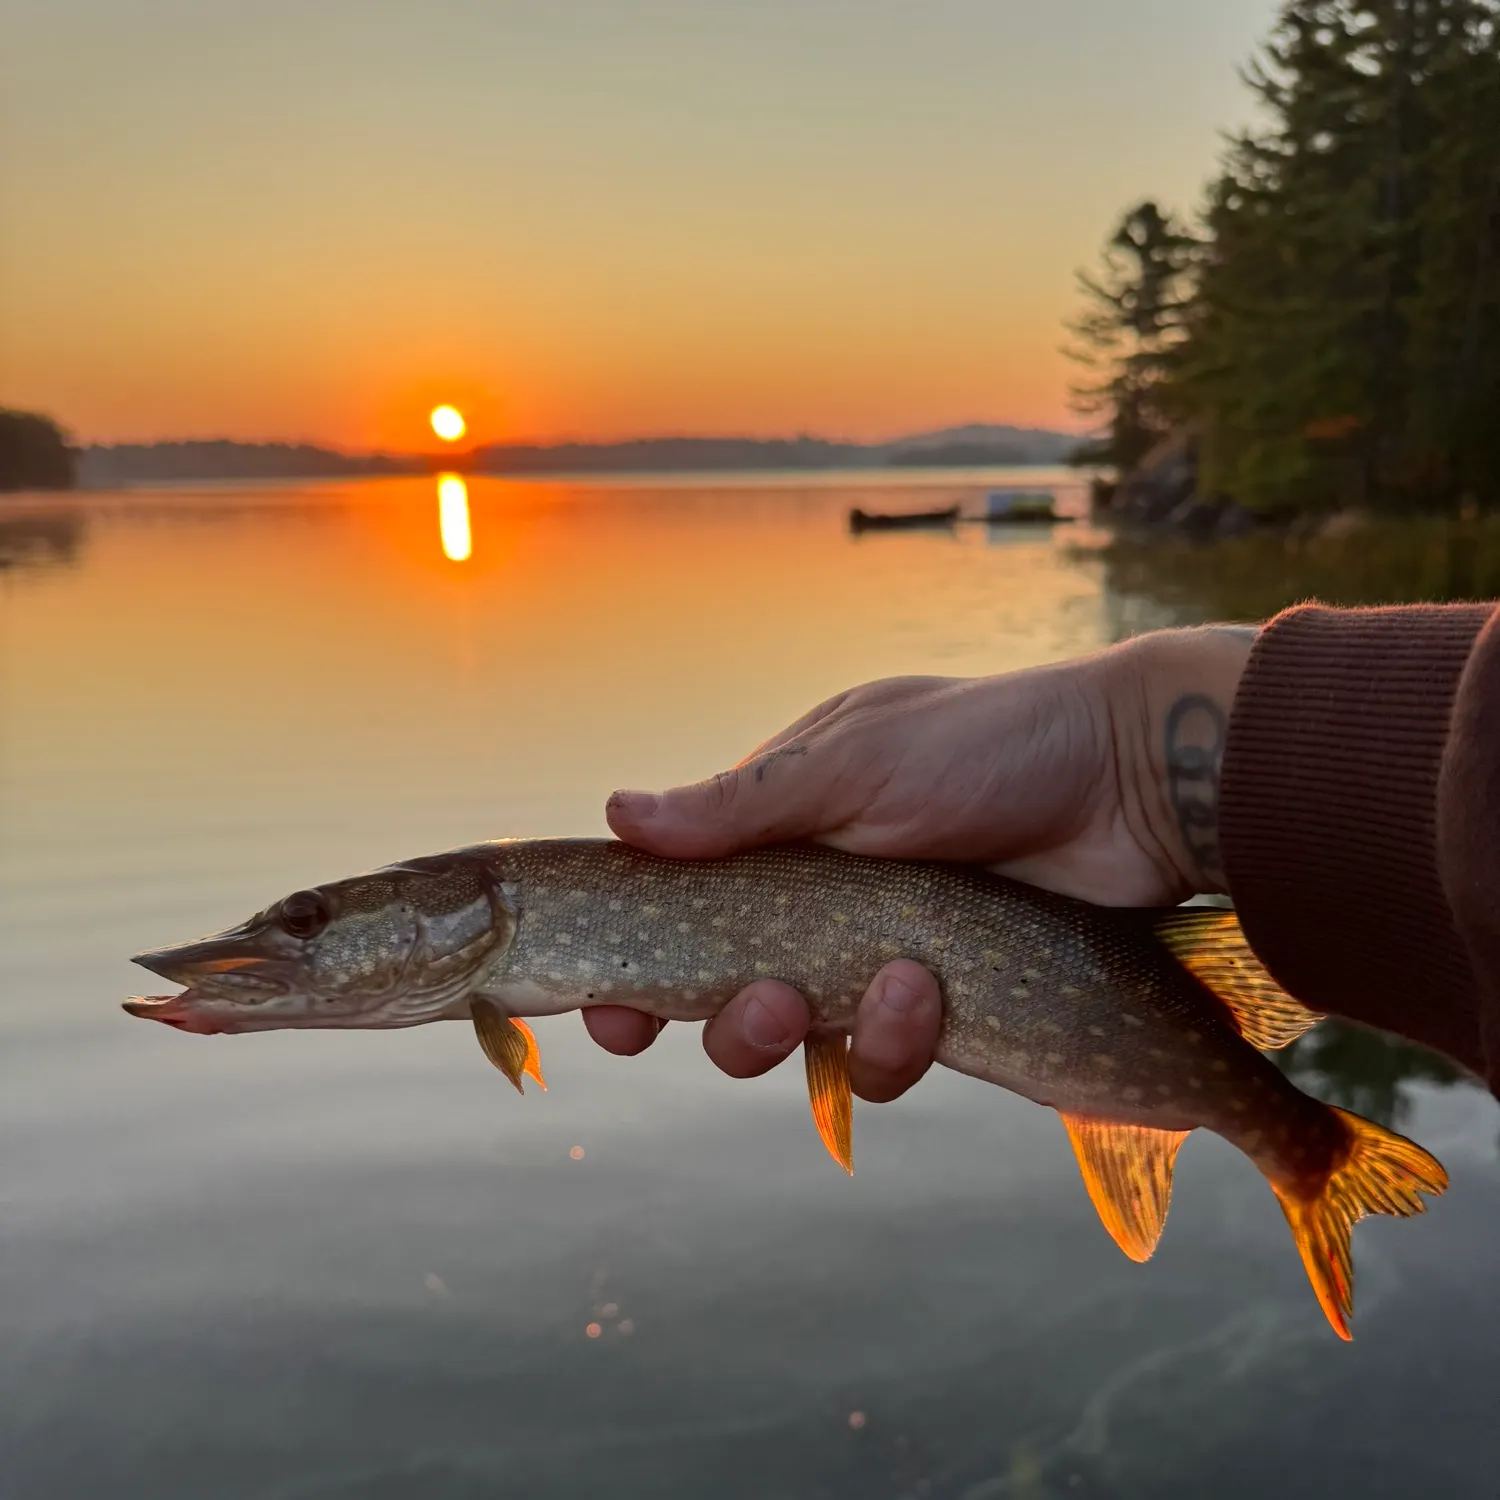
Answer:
[1107, 625, 1258, 896]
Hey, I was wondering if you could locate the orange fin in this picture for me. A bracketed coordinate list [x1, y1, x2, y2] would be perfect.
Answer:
[508, 1016, 547, 1091]
[1269, 1106, 1447, 1340]
[472, 998, 533, 1094]
[1154, 908, 1322, 1049]
[804, 1030, 853, 1175]
[1060, 1112, 1190, 1262]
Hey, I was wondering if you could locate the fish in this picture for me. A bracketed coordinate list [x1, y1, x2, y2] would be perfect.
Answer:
[124, 838, 1447, 1338]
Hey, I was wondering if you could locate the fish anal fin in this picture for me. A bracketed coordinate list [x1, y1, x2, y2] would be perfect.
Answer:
[508, 1016, 547, 1091]
[473, 997, 531, 1094]
[1269, 1106, 1447, 1340]
[1060, 1113, 1190, 1263]
[804, 1030, 853, 1175]
[1154, 908, 1322, 1050]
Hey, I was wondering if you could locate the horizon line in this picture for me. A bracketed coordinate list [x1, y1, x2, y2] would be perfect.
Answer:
[77, 419, 1091, 455]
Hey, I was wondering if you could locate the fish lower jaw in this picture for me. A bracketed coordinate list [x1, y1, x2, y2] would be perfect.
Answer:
[122, 991, 233, 1035]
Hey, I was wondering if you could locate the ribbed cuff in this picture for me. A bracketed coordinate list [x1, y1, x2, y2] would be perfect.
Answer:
[1221, 604, 1490, 1076]
[1437, 609, 1500, 1093]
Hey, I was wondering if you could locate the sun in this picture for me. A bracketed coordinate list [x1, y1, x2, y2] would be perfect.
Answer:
[429, 405, 467, 442]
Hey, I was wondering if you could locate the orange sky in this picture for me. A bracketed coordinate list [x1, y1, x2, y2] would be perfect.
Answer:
[0, 1, 1276, 450]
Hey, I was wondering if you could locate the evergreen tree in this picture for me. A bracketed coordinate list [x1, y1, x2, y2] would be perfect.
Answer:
[1083, 0, 1500, 513]
[0, 410, 75, 492]
[1068, 201, 1197, 473]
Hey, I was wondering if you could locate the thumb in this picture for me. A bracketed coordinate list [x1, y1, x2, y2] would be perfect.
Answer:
[606, 749, 831, 858]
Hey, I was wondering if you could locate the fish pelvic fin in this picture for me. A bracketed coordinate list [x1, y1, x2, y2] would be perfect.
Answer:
[1270, 1106, 1448, 1340]
[472, 998, 544, 1093]
[804, 1030, 853, 1175]
[1060, 1113, 1190, 1262]
[1153, 908, 1322, 1050]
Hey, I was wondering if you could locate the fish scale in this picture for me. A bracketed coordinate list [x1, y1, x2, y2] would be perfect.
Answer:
[127, 836, 1449, 1339]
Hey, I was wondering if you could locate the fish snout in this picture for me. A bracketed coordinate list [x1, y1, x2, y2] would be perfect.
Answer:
[131, 932, 289, 992]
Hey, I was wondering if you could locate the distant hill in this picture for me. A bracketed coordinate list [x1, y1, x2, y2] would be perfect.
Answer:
[883, 424, 1079, 464]
[474, 424, 1078, 474]
[77, 441, 422, 487]
[75, 425, 1079, 485]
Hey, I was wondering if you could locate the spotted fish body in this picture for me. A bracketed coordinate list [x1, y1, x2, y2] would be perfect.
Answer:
[127, 838, 1448, 1338]
[473, 845, 1316, 1154]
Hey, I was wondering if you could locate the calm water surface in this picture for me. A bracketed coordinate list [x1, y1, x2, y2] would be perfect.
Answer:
[3, 473, 1497, 1498]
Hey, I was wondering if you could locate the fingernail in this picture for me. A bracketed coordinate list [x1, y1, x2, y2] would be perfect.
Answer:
[877, 970, 923, 1015]
[609, 790, 659, 820]
[743, 995, 792, 1049]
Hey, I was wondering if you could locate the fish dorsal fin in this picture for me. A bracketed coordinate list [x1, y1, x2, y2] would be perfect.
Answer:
[803, 1030, 853, 1175]
[473, 999, 546, 1093]
[1060, 1113, 1190, 1262]
[1153, 908, 1322, 1050]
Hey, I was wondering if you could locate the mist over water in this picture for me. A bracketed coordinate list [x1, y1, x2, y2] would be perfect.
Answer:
[2, 473, 1496, 1499]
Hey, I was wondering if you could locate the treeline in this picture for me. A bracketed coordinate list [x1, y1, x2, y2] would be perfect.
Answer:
[472, 427, 1074, 474]
[68, 427, 1076, 485]
[78, 442, 422, 486]
[0, 410, 75, 492]
[1074, 0, 1500, 513]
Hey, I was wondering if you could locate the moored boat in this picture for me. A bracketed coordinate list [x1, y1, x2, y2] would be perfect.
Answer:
[985, 490, 1066, 523]
[848, 504, 960, 532]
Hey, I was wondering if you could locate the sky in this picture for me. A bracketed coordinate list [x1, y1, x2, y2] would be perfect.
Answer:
[0, 0, 1277, 451]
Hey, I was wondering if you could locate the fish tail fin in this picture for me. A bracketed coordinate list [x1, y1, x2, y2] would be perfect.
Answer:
[1269, 1106, 1448, 1340]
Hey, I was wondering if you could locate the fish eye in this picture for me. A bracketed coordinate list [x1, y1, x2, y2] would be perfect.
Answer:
[278, 890, 330, 940]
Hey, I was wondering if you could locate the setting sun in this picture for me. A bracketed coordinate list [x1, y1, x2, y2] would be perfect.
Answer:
[430, 405, 466, 442]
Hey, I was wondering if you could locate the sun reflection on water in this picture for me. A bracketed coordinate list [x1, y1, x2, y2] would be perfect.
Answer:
[437, 473, 472, 561]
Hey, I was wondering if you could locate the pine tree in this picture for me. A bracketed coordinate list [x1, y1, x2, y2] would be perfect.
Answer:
[1401, 0, 1500, 500]
[1177, 1, 1395, 511]
[1068, 201, 1197, 473]
[0, 410, 75, 493]
[1084, 0, 1500, 514]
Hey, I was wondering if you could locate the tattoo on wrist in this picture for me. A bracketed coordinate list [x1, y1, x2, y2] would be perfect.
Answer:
[1164, 694, 1229, 888]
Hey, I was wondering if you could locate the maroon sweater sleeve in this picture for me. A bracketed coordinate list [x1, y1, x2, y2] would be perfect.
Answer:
[1219, 603, 1499, 1095]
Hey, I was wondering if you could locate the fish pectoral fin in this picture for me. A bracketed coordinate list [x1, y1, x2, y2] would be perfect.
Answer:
[1059, 1113, 1190, 1263]
[804, 1030, 853, 1175]
[472, 998, 541, 1094]
[508, 1016, 547, 1091]
[1270, 1106, 1447, 1341]
[1153, 908, 1323, 1050]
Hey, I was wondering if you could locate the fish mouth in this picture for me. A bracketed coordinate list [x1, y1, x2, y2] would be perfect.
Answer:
[127, 930, 298, 1033]
[122, 990, 229, 1034]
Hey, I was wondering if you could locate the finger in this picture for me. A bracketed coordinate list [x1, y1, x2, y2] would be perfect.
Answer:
[701, 980, 811, 1078]
[605, 749, 835, 859]
[848, 960, 942, 1103]
[582, 1006, 665, 1056]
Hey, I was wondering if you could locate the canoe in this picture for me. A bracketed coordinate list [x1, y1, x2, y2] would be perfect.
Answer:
[848, 504, 960, 532]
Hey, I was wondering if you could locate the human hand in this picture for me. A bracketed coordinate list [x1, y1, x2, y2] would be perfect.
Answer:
[584, 625, 1256, 1095]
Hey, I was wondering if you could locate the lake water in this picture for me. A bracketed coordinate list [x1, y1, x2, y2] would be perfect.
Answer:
[3, 472, 1497, 1499]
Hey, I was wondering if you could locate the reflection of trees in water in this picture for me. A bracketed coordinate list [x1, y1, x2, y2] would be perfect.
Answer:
[1086, 514, 1500, 633]
[1274, 1018, 1474, 1131]
[0, 511, 86, 573]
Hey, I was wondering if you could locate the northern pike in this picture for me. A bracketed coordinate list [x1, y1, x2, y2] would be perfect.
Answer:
[125, 839, 1447, 1338]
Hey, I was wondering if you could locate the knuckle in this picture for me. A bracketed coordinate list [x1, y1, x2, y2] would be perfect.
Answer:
[701, 769, 742, 814]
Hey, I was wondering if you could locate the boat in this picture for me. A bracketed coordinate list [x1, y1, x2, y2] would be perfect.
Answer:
[847, 504, 960, 533]
[984, 490, 1068, 524]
